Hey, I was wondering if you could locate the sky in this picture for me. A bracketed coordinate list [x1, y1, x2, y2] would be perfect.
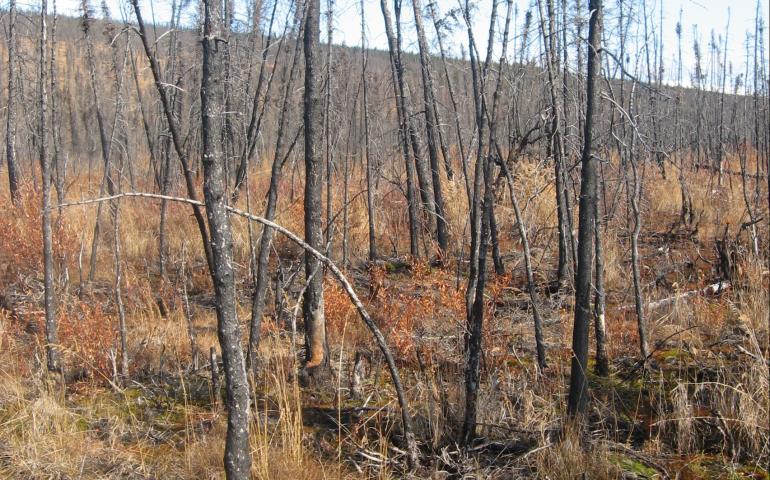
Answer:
[46, 0, 770, 89]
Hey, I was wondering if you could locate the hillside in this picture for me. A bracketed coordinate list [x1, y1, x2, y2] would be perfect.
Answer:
[0, 2, 768, 479]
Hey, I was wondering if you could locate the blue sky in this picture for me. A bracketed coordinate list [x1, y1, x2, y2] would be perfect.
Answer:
[48, 0, 769, 89]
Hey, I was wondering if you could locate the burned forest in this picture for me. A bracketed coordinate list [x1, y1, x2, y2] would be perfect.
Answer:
[0, 0, 768, 478]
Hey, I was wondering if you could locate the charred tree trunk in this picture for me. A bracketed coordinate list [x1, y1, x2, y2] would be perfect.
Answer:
[461, 0, 496, 445]
[113, 198, 129, 382]
[411, 0, 449, 254]
[380, 0, 420, 258]
[500, 163, 548, 370]
[6, 0, 21, 206]
[246, 13, 305, 373]
[626, 144, 650, 362]
[302, 0, 331, 383]
[82, 0, 117, 282]
[538, 0, 573, 289]
[201, 0, 251, 476]
[130, 0, 214, 274]
[567, 0, 602, 417]
[361, 0, 376, 261]
[50, 1, 66, 212]
[428, 1, 470, 202]
[593, 180, 609, 376]
[40, 0, 59, 373]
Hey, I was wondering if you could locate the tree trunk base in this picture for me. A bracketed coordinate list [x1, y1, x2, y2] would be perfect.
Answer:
[298, 362, 333, 389]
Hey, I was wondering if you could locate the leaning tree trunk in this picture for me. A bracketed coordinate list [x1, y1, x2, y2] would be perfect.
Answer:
[380, 0, 420, 258]
[500, 163, 548, 370]
[411, 0, 449, 254]
[246, 15, 305, 373]
[201, 0, 251, 476]
[130, 0, 214, 274]
[82, 0, 117, 282]
[567, 0, 602, 417]
[302, 0, 331, 383]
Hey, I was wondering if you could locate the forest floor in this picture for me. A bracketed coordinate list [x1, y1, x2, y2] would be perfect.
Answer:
[0, 157, 767, 479]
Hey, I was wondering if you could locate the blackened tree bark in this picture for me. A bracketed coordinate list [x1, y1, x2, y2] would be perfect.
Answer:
[593, 180, 609, 376]
[567, 0, 601, 417]
[324, 0, 334, 249]
[463, 0, 494, 322]
[411, 0, 449, 254]
[361, 0, 376, 261]
[461, 0, 497, 445]
[130, 0, 214, 274]
[82, 0, 117, 282]
[6, 0, 21, 206]
[50, 0, 65, 212]
[156, 6, 184, 280]
[246, 10, 305, 373]
[538, 0, 573, 289]
[232, 0, 280, 201]
[380, 0, 420, 258]
[302, 0, 331, 382]
[40, 0, 59, 373]
[392, 1, 437, 245]
[113, 198, 129, 382]
[500, 162, 547, 370]
[201, 0, 251, 476]
[626, 141, 650, 362]
[428, 1, 469, 200]
[486, 0, 513, 276]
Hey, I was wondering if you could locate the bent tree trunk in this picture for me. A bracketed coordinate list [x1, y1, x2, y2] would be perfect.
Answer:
[201, 0, 251, 477]
[56, 188, 422, 470]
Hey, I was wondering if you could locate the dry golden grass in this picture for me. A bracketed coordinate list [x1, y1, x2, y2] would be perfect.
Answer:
[0, 150, 767, 478]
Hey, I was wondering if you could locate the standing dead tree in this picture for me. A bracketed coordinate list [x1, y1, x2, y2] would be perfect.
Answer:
[461, 0, 498, 446]
[246, 5, 305, 373]
[39, 0, 58, 373]
[411, 0, 449, 255]
[428, 1, 471, 201]
[232, 0, 283, 201]
[201, 0, 251, 476]
[55, 191, 421, 470]
[6, 0, 22, 206]
[361, 0, 376, 261]
[130, 0, 215, 274]
[380, 0, 420, 257]
[567, 0, 602, 417]
[302, 0, 331, 383]
[81, 0, 118, 282]
[537, 0, 575, 289]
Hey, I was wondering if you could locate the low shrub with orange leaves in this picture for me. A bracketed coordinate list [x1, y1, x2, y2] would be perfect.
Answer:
[324, 263, 467, 363]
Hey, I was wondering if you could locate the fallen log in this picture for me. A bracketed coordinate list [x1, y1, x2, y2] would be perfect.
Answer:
[618, 281, 731, 312]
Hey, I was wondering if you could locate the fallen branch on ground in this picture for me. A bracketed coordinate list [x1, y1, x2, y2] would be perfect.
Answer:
[617, 281, 731, 312]
[54, 191, 420, 468]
